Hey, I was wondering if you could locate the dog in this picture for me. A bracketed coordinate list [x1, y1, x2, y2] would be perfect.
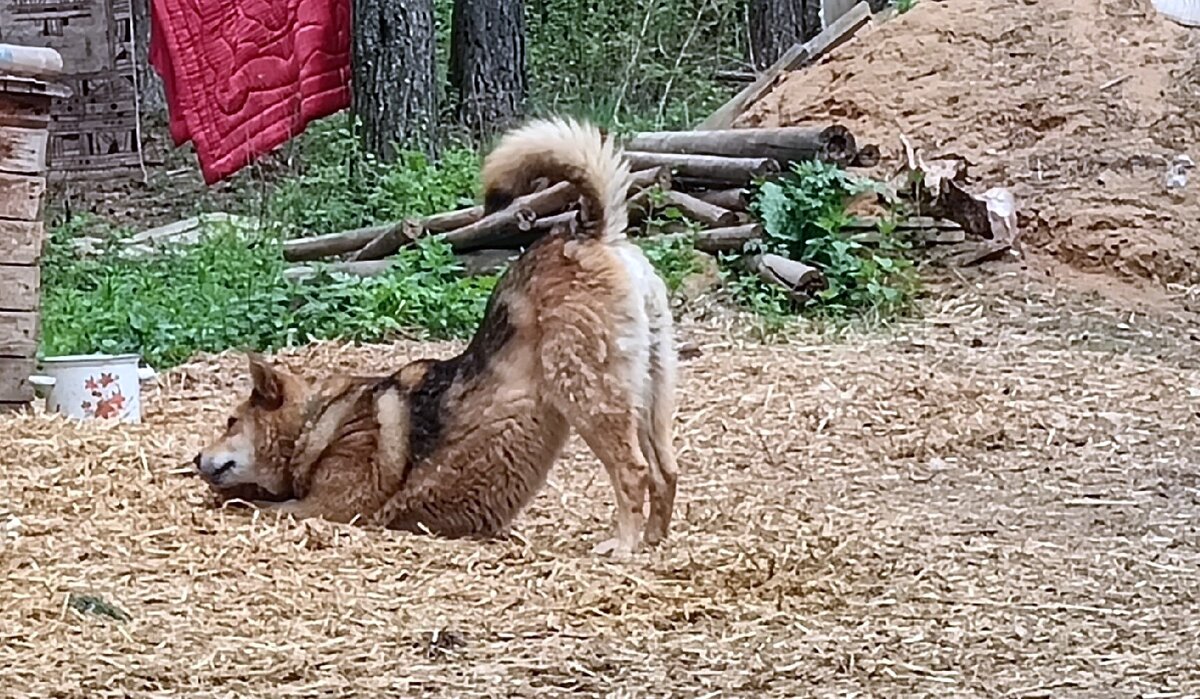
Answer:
[194, 117, 679, 556]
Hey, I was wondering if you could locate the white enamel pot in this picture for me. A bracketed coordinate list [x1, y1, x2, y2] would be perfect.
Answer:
[28, 353, 158, 424]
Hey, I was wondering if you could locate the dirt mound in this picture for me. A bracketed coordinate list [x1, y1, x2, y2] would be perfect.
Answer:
[741, 0, 1200, 288]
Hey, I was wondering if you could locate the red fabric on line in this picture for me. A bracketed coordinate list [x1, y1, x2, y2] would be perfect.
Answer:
[149, 0, 352, 184]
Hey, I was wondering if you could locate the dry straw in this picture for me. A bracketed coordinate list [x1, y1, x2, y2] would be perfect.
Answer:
[2, 275, 1199, 696]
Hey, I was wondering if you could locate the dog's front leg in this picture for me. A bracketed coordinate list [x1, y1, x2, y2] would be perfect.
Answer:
[250, 498, 323, 520]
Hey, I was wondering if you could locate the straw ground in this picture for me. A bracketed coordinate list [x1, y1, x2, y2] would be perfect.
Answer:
[2, 271, 1199, 697]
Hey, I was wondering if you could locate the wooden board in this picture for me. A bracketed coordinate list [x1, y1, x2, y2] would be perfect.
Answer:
[0, 125, 49, 175]
[0, 311, 38, 356]
[1, 0, 143, 177]
[0, 172, 46, 221]
[0, 0, 115, 75]
[0, 91, 53, 129]
[0, 264, 40, 312]
[0, 220, 44, 265]
[0, 356, 35, 402]
[697, 2, 871, 130]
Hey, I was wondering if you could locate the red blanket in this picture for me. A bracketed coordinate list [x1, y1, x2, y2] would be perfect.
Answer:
[149, 0, 352, 184]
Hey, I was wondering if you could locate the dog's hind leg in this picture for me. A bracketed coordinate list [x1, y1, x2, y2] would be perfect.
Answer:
[571, 408, 650, 557]
[640, 320, 679, 546]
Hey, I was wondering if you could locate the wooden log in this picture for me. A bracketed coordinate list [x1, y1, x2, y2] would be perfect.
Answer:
[748, 253, 825, 301]
[458, 249, 520, 276]
[0, 265, 39, 311]
[697, 2, 871, 130]
[286, 247, 523, 283]
[714, 69, 757, 83]
[0, 311, 37, 356]
[627, 125, 858, 167]
[442, 181, 577, 252]
[629, 166, 672, 191]
[349, 220, 422, 262]
[660, 190, 739, 228]
[694, 188, 749, 211]
[282, 227, 381, 262]
[624, 152, 779, 186]
[693, 223, 762, 254]
[0, 220, 43, 264]
[284, 206, 485, 263]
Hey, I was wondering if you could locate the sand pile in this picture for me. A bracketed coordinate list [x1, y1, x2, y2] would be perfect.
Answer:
[741, 0, 1200, 288]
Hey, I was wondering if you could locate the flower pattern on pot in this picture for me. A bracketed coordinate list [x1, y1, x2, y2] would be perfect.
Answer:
[81, 374, 126, 419]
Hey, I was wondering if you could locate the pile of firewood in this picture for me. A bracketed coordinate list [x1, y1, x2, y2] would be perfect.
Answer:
[282, 123, 1018, 300]
[283, 125, 877, 284]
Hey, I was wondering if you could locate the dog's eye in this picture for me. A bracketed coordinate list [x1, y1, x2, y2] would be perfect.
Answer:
[226, 417, 239, 430]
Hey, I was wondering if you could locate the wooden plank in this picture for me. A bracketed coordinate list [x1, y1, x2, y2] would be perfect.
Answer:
[0, 356, 35, 402]
[0, 92, 52, 129]
[0, 264, 39, 312]
[0, 219, 44, 264]
[0, 125, 48, 174]
[0, 172, 45, 221]
[0, 75, 72, 100]
[697, 2, 871, 131]
[820, 0, 859, 27]
[0, 311, 38, 356]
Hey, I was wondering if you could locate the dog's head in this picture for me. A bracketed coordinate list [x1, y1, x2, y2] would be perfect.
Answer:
[194, 354, 311, 500]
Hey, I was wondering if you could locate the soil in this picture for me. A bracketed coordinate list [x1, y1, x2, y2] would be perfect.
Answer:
[741, 0, 1200, 297]
[2, 276, 1199, 696]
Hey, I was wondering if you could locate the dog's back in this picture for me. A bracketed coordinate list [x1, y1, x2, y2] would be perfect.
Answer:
[373, 119, 679, 554]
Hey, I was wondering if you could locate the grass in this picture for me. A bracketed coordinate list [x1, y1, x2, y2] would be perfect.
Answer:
[40, 221, 495, 369]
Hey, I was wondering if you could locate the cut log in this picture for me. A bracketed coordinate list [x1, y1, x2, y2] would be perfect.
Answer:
[629, 166, 672, 191]
[350, 220, 423, 262]
[344, 206, 483, 262]
[714, 69, 757, 83]
[442, 181, 578, 251]
[624, 152, 779, 186]
[284, 226, 389, 262]
[694, 188, 749, 211]
[288, 168, 672, 263]
[660, 190, 739, 228]
[285, 247, 522, 282]
[694, 223, 762, 254]
[747, 253, 825, 301]
[627, 125, 858, 168]
[697, 2, 871, 130]
[851, 143, 881, 168]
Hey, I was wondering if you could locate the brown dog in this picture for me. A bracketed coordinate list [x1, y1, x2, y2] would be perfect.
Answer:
[195, 117, 679, 556]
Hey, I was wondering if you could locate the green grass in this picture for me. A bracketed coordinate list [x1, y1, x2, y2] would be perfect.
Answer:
[743, 160, 921, 320]
[40, 221, 495, 369]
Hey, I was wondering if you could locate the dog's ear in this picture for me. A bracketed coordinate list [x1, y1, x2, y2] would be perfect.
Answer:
[247, 353, 284, 410]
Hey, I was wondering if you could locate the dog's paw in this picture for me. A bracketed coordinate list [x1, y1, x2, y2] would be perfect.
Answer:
[591, 537, 636, 560]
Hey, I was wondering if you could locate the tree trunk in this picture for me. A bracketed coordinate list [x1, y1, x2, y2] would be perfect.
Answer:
[449, 0, 527, 137]
[133, 0, 167, 115]
[748, 0, 815, 71]
[353, 0, 439, 160]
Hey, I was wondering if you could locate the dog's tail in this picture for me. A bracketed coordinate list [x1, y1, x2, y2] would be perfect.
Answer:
[481, 117, 631, 242]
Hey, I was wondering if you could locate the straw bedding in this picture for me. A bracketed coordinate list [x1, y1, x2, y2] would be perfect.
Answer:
[3, 277, 1199, 697]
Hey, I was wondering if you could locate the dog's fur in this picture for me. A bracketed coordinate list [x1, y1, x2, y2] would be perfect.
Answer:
[195, 117, 679, 555]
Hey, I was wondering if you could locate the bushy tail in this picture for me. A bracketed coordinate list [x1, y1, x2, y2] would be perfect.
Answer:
[480, 117, 631, 242]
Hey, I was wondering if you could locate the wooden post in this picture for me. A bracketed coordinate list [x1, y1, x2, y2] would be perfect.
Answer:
[0, 70, 69, 411]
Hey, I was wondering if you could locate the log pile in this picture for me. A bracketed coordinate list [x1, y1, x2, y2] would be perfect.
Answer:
[283, 124, 1013, 301]
[285, 126, 879, 285]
